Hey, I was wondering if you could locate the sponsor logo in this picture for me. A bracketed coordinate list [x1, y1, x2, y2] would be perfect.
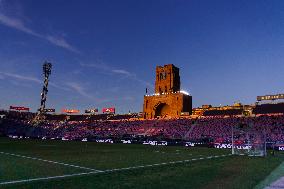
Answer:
[143, 141, 168, 146]
[279, 146, 284, 151]
[121, 140, 132, 144]
[95, 139, 113, 143]
[185, 142, 195, 147]
[214, 143, 252, 149]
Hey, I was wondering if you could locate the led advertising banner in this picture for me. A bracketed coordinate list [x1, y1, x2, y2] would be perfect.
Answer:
[61, 109, 80, 114]
[102, 107, 115, 114]
[10, 106, 29, 111]
[85, 109, 98, 113]
[275, 144, 284, 151]
[38, 109, 55, 113]
[45, 109, 55, 113]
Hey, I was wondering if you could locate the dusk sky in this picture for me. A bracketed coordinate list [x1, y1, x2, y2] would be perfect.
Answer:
[1, 0, 284, 113]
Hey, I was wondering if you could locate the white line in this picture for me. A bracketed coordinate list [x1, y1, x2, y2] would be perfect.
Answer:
[0, 171, 96, 185]
[0, 151, 101, 172]
[0, 154, 232, 186]
[38, 145, 57, 147]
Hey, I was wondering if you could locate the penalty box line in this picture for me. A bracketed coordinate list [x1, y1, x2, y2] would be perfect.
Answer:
[0, 151, 101, 172]
[0, 154, 233, 186]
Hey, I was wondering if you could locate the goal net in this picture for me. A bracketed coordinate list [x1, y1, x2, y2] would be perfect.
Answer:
[231, 123, 266, 157]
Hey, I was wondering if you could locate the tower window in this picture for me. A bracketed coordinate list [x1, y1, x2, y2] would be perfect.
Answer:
[146, 100, 148, 109]
[160, 72, 166, 80]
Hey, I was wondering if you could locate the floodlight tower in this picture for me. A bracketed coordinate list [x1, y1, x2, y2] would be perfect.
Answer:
[34, 62, 52, 124]
[39, 62, 52, 112]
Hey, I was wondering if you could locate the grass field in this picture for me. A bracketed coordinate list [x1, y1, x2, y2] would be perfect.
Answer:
[0, 137, 283, 189]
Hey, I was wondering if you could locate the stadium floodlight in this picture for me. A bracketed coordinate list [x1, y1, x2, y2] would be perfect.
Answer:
[39, 62, 52, 113]
[43, 62, 52, 78]
[33, 61, 52, 124]
[179, 90, 190, 95]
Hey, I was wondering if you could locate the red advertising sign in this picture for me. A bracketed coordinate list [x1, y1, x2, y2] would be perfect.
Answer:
[61, 109, 80, 114]
[10, 106, 29, 111]
[102, 107, 115, 114]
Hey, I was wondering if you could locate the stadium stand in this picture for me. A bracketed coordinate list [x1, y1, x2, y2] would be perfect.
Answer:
[203, 109, 243, 116]
[253, 103, 284, 114]
[0, 110, 283, 144]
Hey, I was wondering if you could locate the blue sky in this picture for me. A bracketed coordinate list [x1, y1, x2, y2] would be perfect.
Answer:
[1, 0, 284, 113]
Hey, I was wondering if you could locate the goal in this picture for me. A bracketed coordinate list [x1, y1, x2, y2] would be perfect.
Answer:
[231, 122, 267, 157]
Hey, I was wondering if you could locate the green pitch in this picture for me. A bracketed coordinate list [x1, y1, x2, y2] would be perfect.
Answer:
[0, 137, 282, 189]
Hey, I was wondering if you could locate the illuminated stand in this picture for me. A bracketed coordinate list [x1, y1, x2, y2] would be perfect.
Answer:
[231, 123, 267, 157]
[33, 62, 52, 124]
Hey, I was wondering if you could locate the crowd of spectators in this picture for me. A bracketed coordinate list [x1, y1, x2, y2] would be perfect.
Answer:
[0, 110, 284, 143]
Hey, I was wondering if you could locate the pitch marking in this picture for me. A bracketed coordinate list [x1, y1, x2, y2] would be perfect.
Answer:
[0, 151, 101, 172]
[0, 153, 232, 186]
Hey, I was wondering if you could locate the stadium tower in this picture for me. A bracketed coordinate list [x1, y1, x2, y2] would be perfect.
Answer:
[143, 64, 192, 119]
[33, 62, 52, 124]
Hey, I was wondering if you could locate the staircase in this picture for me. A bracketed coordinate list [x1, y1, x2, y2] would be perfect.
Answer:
[183, 122, 198, 140]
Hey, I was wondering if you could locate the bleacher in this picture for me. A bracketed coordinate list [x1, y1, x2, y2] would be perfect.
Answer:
[107, 114, 137, 120]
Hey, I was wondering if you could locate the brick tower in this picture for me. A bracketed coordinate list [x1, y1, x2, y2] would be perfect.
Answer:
[143, 64, 192, 119]
[155, 64, 180, 94]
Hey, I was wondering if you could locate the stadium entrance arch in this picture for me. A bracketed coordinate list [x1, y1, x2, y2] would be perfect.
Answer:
[154, 103, 170, 118]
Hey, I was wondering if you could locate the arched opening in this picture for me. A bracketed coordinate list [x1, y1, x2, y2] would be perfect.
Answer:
[154, 103, 171, 118]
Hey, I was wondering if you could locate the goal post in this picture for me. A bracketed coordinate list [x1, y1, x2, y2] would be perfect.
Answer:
[231, 123, 267, 157]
